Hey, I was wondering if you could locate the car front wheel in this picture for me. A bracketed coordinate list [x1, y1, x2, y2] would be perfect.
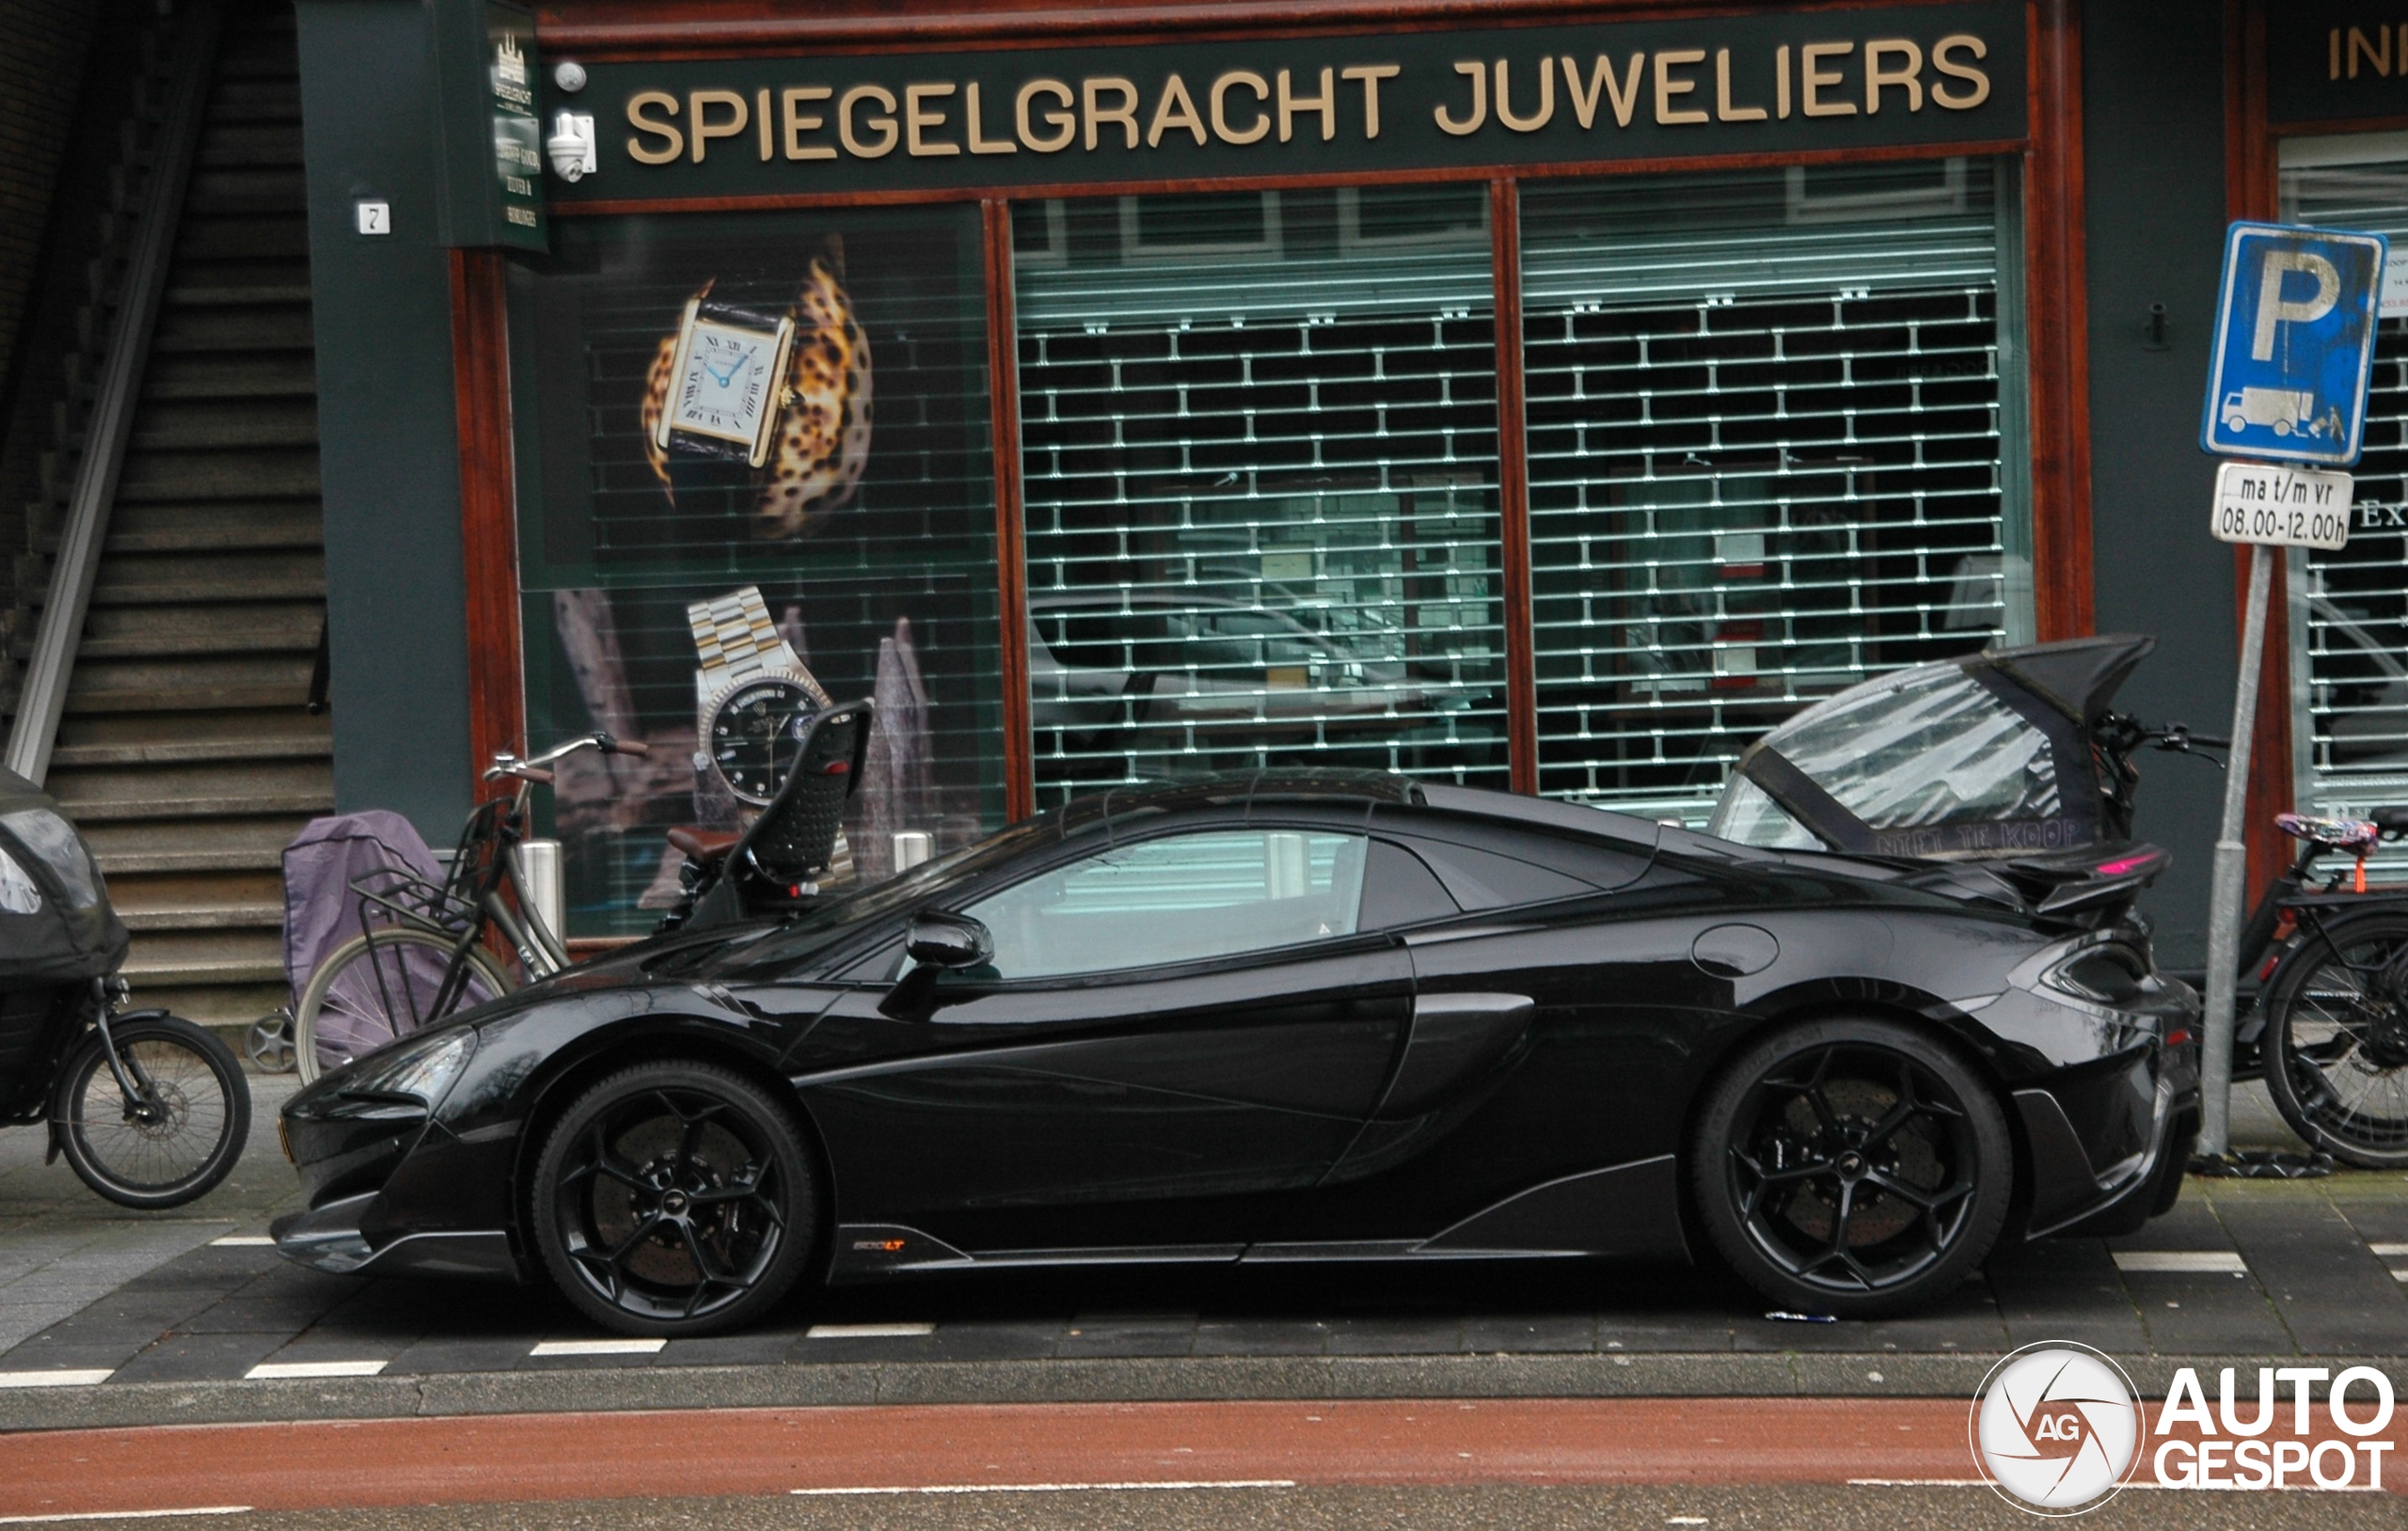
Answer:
[531, 1061, 818, 1335]
[1691, 1018, 2012, 1318]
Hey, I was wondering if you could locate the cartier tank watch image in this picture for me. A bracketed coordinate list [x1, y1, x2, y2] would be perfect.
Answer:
[655, 294, 798, 470]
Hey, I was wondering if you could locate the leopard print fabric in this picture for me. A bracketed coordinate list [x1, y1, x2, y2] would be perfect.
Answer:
[639, 254, 874, 541]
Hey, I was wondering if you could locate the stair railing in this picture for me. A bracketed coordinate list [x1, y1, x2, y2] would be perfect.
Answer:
[3, 2, 222, 786]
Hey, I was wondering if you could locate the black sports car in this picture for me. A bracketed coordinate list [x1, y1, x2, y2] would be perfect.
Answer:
[276, 640, 2200, 1334]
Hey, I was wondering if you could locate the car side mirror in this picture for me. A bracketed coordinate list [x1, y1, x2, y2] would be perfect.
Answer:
[879, 910, 992, 1021]
[905, 909, 991, 970]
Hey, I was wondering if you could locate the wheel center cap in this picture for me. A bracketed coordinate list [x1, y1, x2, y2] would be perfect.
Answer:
[659, 1190, 689, 1215]
[1836, 1151, 1867, 1178]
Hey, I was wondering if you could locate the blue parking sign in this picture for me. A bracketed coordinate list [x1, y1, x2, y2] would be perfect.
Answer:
[2202, 222, 2386, 465]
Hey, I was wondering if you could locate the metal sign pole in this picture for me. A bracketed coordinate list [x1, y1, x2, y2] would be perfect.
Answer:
[2193, 221, 2386, 1163]
[2197, 541, 2273, 1159]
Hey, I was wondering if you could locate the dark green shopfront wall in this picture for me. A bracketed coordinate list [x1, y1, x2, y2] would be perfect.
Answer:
[296, 0, 475, 841]
[2082, 0, 2233, 971]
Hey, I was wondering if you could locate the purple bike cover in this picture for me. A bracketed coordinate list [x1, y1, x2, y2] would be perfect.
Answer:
[280, 811, 444, 1009]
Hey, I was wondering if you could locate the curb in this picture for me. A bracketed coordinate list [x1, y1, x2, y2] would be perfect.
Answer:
[3, 1351, 2401, 1433]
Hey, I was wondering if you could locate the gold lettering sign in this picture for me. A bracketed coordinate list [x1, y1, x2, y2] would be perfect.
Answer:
[604, 19, 2008, 181]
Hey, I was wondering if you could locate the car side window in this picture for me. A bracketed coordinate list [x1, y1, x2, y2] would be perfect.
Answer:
[959, 829, 1368, 982]
[1358, 839, 1460, 929]
[1402, 837, 1600, 909]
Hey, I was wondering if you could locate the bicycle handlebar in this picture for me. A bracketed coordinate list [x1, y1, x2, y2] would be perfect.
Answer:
[486, 731, 651, 781]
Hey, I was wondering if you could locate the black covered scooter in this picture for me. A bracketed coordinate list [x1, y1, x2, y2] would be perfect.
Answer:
[0, 766, 249, 1207]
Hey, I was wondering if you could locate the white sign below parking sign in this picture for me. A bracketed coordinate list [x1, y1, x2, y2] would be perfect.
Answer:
[2210, 460, 2353, 549]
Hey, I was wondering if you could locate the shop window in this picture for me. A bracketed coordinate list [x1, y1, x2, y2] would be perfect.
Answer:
[1013, 198, 1069, 270]
[1338, 184, 1489, 252]
[1518, 159, 2033, 824]
[2281, 133, 2408, 869]
[1011, 187, 1511, 808]
[506, 207, 1004, 937]
[1119, 192, 1283, 261]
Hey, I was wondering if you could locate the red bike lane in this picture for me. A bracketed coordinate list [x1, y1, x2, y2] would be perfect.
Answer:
[1, 1397, 2401, 1517]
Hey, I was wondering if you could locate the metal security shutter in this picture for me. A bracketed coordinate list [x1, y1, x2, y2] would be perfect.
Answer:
[2283, 144, 2408, 863]
[1518, 160, 2030, 823]
[1013, 189, 1509, 808]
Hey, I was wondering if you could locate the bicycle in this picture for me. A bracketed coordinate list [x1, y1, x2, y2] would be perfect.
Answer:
[2097, 711, 2408, 1167]
[2248, 808, 2408, 1167]
[291, 732, 647, 1083]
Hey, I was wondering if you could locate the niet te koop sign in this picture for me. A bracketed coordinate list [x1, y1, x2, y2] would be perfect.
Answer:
[546, 0, 2025, 201]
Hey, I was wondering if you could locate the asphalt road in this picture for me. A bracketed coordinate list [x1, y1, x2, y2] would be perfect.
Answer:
[5, 1073, 2407, 1437]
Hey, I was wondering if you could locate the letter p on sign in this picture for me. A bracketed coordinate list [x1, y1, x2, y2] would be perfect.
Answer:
[2204, 222, 2386, 466]
[2253, 252, 2341, 360]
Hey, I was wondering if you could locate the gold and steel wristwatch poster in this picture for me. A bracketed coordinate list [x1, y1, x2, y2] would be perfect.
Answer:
[504, 205, 1004, 938]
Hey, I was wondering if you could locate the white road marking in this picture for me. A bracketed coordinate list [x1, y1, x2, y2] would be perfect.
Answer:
[805, 1322, 936, 1339]
[791, 1482, 1296, 1496]
[2370, 1241, 2408, 1257]
[2111, 1250, 2248, 1273]
[209, 1236, 276, 1247]
[0, 1511, 248, 1524]
[529, 1338, 666, 1357]
[0, 1370, 111, 1389]
[244, 1360, 387, 1381]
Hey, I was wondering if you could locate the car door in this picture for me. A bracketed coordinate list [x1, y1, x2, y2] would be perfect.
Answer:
[793, 825, 1412, 1253]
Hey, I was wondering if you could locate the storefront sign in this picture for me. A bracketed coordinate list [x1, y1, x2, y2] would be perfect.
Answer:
[543, 1, 2023, 202]
[2269, 4, 2408, 123]
[433, 0, 546, 248]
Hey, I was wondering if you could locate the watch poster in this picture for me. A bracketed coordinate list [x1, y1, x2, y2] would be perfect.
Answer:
[508, 205, 1002, 937]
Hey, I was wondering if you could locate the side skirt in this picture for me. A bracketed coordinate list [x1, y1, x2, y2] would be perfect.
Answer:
[826, 1155, 1691, 1282]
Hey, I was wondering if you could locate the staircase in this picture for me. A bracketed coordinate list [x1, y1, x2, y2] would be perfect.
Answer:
[3, 1, 327, 1027]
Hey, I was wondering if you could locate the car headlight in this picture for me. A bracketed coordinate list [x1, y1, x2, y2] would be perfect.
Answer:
[339, 1027, 477, 1109]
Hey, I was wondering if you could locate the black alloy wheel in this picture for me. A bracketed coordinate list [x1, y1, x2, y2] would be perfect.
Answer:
[2262, 912, 2408, 1169]
[1691, 1018, 2012, 1318]
[531, 1061, 818, 1336]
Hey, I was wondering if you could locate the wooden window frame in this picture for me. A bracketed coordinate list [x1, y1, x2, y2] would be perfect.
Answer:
[454, 3, 2090, 822]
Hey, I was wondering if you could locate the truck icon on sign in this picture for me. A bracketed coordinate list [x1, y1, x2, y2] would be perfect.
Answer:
[2222, 387, 2326, 437]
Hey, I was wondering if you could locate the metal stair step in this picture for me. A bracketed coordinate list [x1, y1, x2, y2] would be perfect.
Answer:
[47, 734, 330, 767]
[94, 846, 286, 874]
[119, 954, 284, 986]
[88, 572, 327, 605]
[51, 791, 331, 821]
[118, 902, 284, 931]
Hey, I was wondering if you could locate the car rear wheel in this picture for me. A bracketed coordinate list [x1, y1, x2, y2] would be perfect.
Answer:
[531, 1061, 818, 1336]
[1691, 1018, 2011, 1318]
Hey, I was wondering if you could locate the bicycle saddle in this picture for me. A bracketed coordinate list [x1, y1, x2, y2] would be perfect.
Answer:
[2274, 812, 2380, 850]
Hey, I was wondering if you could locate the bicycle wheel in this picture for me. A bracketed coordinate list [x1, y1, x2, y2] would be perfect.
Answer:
[2263, 911, 2408, 1168]
[54, 1015, 250, 1209]
[294, 927, 514, 1084]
